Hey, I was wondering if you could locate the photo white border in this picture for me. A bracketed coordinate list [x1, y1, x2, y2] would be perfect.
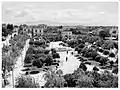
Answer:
[0, 0, 119, 90]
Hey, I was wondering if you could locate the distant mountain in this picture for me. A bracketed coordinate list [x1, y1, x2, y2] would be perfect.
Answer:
[19, 20, 83, 26]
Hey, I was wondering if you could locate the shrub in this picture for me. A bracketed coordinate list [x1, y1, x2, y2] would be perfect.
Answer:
[44, 49, 50, 54]
[51, 48, 56, 54]
[99, 57, 108, 66]
[79, 63, 87, 71]
[26, 46, 34, 54]
[84, 51, 92, 58]
[45, 55, 53, 66]
[114, 42, 118, 49]
[95, 55, 101, 62]
[77, 48, 82, 54]
[99, 48, 104, 53]
[75, 47, 78, 51]
[52, 53, 60, 59]
[93, 66, 99, 71]
[99, 30, 110, 39]
[15, 75, 40, 88]
[32, 59, 43, 68]
[109, 53, 115, 57]
[29, 41, 34, 45]
[102, 40, 115, 50]
[112, 67, 118, 74]
[30, 71, 39, 74]
[34, 48, 44, 54]
[78, 44, 84, 48]
[80, 47, 88, 56]
[91, 51, 98, 59]
[96, 39, 104, 47]
[34, 41, 45, 46]
[103, 50, 109, 55]
[109, 61, 114, 66]
[24, 54, 33, 64]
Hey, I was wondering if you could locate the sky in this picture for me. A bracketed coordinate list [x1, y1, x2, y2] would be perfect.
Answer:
[2, 2, 118, 26]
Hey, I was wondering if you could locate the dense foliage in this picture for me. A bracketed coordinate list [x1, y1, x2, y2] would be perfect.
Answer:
[2, 33, 29, 87]
[15, 75, 40, 88]
[44, 67, 118, 88]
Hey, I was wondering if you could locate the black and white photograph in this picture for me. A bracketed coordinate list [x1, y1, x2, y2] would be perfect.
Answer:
[1, 0, 119, 88]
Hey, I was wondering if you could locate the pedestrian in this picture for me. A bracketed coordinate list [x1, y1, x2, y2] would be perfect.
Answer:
[67, 50, 68, 54]
[66, 57, 68, 62]
[71, 52, 73, 55]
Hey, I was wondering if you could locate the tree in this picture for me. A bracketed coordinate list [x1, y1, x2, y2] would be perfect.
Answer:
[45, 55, 53, 66]
[95, 55, 101, 62]
[84, 51, 92, 58]
[2, 26, 8, 37]
[44, 71, 66, 88]
[2, 53, 14, 86]
[29, 41, 34, 45]
[44, 49, 50, 54]
[51, 48, 56, 54]
[109, 53, 115, 57]
[24, 54, 33, 64]
[91, 51, 98, 59]
[26, 46, 34, 54]
[112, 67, 118, 74]
[79, 63, 87, 71]
[52, 53, 60, 59]
[56, 69, 63, 75]
[99, 48, 104, 53]
[15, 75, 40, 88]
[2, 45, 10, 53]
[102, 40, 115, 50]
[77, 48, 82, 54]
[93, 66, 99, 72]
[99, 30, 110, 39]
[78, 44, 84, 48]
[32, 59, 43, 68]
[114, 42, 118, 49]
[76, 75, 94, 88]
[7, 24, 13, 31]
[103, 50, 109, 55]
[98, 71, 118, 88]
[64, 74, 76, 87]
[99, 57, 108, 66]
[80, 47, 88, 56]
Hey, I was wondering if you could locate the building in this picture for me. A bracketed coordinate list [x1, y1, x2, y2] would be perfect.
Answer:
[62, 30, 72, 37]
[109, 27, 118, 39]
[104, 27, 118, 40]
[21, 24, 47, 37]
[32, 26, 44, 36]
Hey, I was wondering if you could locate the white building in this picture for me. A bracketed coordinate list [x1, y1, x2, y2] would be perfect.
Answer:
[21, 24, 47, 37]
[62, 30, 72, 37]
